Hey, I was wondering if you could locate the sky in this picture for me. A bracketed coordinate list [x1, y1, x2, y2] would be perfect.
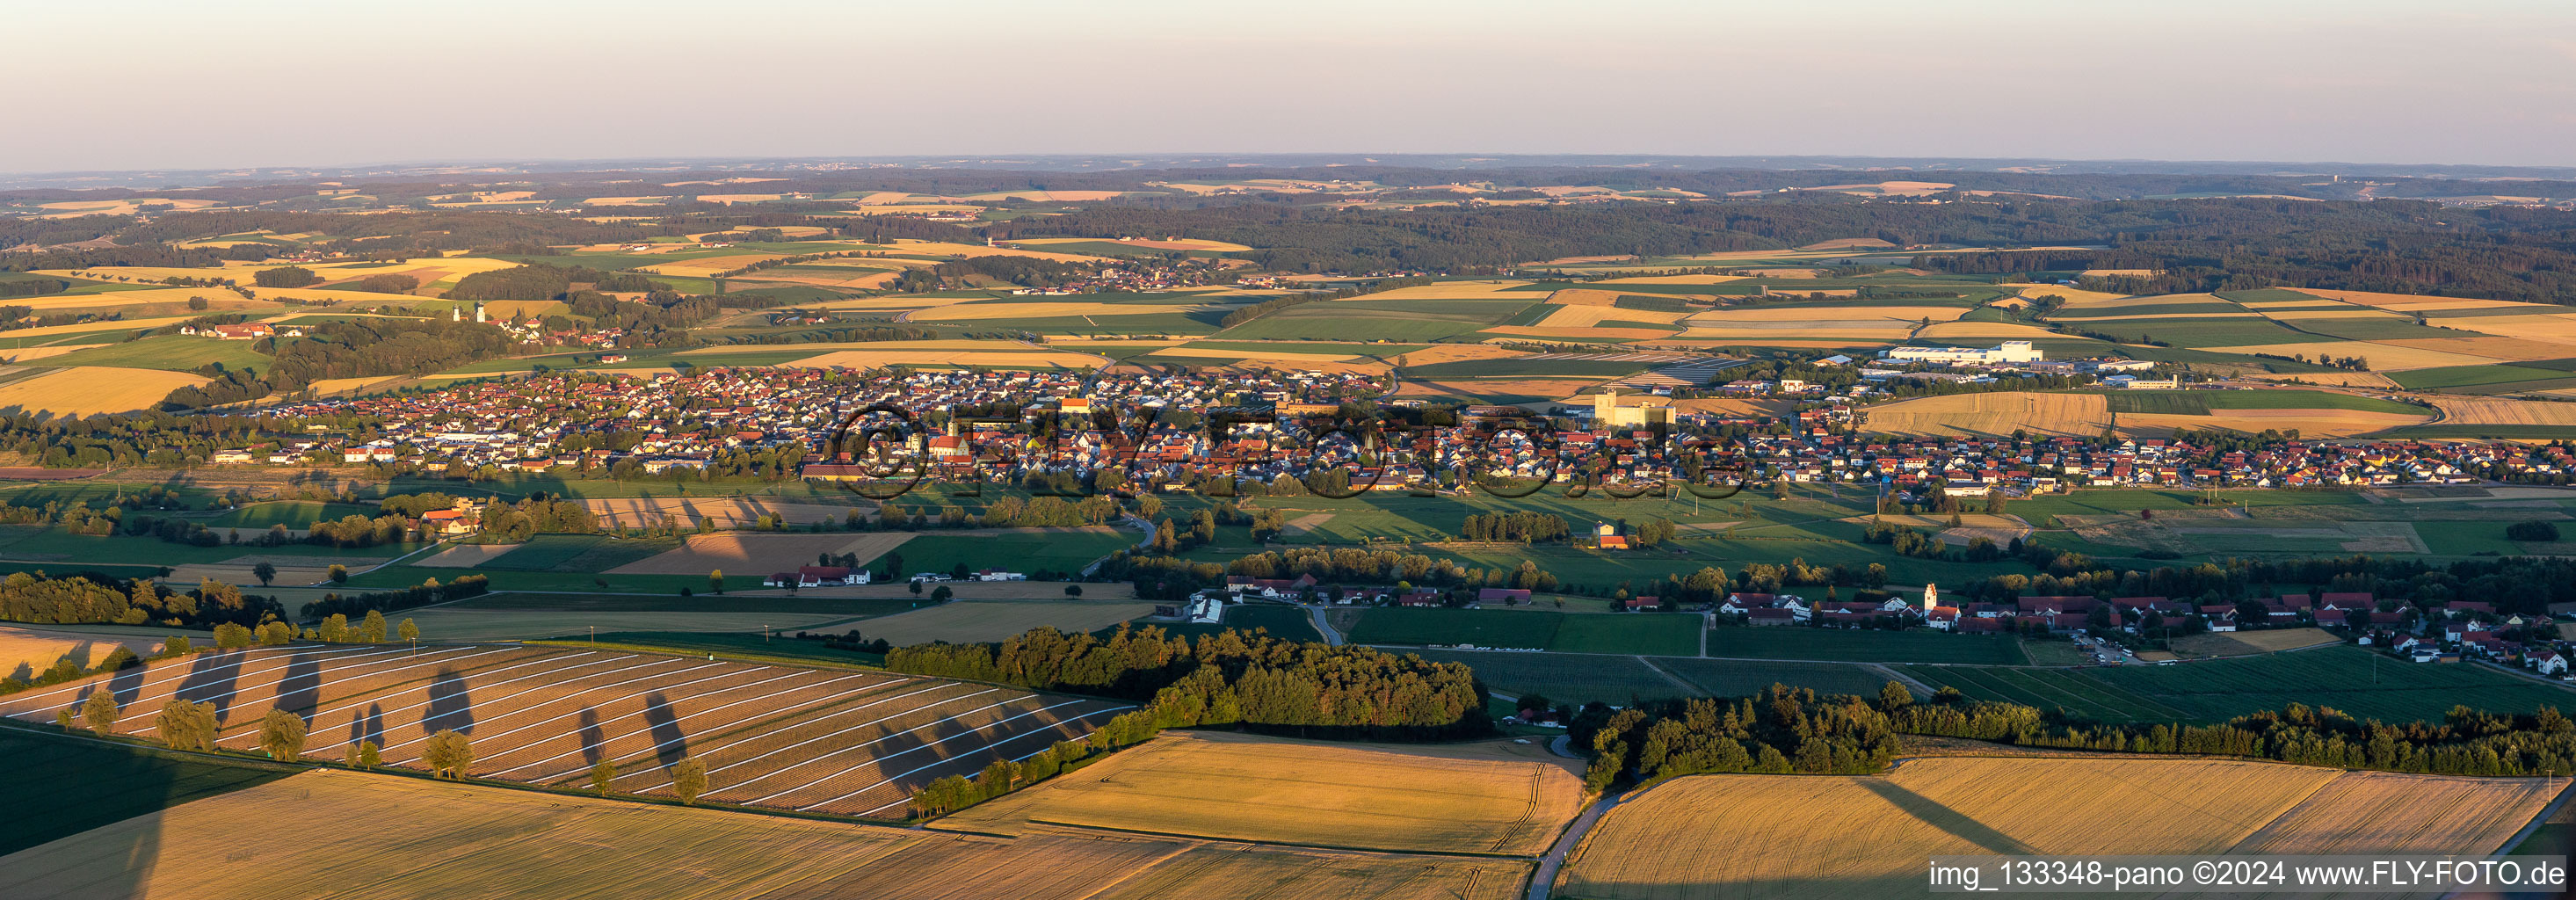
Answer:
[6, 0, 2573, 173]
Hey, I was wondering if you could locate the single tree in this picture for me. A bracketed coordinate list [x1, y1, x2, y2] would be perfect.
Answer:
[909, 580, 924, 598]
[1063, 584, 1082, 598]
[251, 562, 277, 587]
[327, 563, 348, 584]
[422, 729, 474, 780]
[591, 759, 617, 795]
[399, 618, 419, 643]
[258, 708, 308, 761]
[709, 570, 724, 594]
[671, 757, 708, 806]
[81, 689, 120, 734]
[359, 740, 382, 770]
[55, 708, 75, 729]
[361, 610, 388, 642]
[319, 613, 352, 643]
[214, 621, 253, 650]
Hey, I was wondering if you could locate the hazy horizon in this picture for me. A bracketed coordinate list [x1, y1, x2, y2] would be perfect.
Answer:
[6, 0, 2572, 173]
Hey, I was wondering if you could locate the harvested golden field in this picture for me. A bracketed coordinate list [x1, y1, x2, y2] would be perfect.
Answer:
[0, 343, 112, 363]
[607, 532, 915, 575]
[1660, 338, 1894, 349]
[1532, 297, 1693, 328]
[849, 599, 1157, 646]
[784, 349, 1107, 369]
[2377, 335, 2576, 362]
[392, 608, 859, 642]
[2173, 628, 2340, 657]
[925, 301, 1226, 321]
[1143, 347, 1360, 364]
[1668, 397, 1793, 417]
[585, 497, 869, 527]
[1686, 304, 1965, 323]
[935, 731, 1585, 855]
[2427, 397, 2576, 426]
[2291, 288, 2543, 312]
[2121, 409, 2432, 438]
[1343, 281, 1535, 301]
[0, 367, 208, 416]
[1558, 758, 2344, 900]
[1913, 320, 2058, 339]
[734, 268, 906, 290]
[0, 316, 193, 339]
[2260, 308, 2420, 321]
[2431, 313, 2576, 344]
[2242, 370, 2402, 388]
[2205, 341, 2502, 370]
[1398, 378, 1611, 401]
[1390, 344, 1527, 366]
[302, 375, 403, 396]
[2059, 290, 2222, 311]
[0, 625, 172, 678]
[33, 197, 221, 216]
[1859, 392, 2109, 438]
[2002, 284, 2132, 306]
[0, 769, 1522, 900]
[1799, 180, 1954, 197]
[1596, 273, 1743, 285]
[2220, 772, 2565, 856]
[698, 339, 1029, 353]
[1484, 325, 1675, 340]
[2, 286, 274, 314]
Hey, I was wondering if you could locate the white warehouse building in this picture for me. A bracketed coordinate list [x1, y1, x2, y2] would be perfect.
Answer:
[1881, 340, 2042, 365]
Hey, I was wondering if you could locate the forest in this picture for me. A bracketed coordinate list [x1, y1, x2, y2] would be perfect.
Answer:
[1578, 683, 2576, 790]
[885, 624, 1488, 740]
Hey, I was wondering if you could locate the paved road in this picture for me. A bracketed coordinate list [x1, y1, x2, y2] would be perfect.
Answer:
[1529, 791, 1624, 900]
[1308, 606, 1344, 645]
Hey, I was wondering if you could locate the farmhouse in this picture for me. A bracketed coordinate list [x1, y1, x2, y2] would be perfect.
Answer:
[765, 565, 869, 588]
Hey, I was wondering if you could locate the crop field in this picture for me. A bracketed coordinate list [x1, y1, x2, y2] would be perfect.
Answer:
[0, 643, 1128, 820]
[0, 727, 294, 857]
[1351, 608, 1700, 656]
[1893, 664, 2190, 722]
[2088, 646, 2576, 724]
[1403, 649, 1692, 706]
[1702, 628, 2028, 665]
[1216, 298, 1539, 342]
[848, 599, 1158, 646]
[0, 625, 178, 679]
[387, 608, 861, 642]
[1560, 758, 2552, 899]
[37, 336, 273, 372]
[606, 532, 918, 575]
[0, 769, 1527, 900]
[1652, 657, 1898, 698]
[1145, 602, 1323, 643]
[0, 367, 208, 416]
[885, 529, 1137, 577]
[2216, 771, 2565, 857]
[2171, 627, 2340, 657]
[192, 501, 374, 529]
[585, 497, 868, 528]
[932, 730, 1585, 854]
[1858, 392, 2111, 438]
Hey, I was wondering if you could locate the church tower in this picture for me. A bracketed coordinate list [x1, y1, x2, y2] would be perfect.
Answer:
[1922, 583, 1939, 613]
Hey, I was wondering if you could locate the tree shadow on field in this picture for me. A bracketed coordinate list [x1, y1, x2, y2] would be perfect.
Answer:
[423, 669, 475, 735]
[577, 706, 606, 767]
[175, 647, 252, 727]
[643, 693, 686, 769]
[1856, 777, 2040, 856]
[272, 650, 324, 718]
[347, 702, 385, 751]
[107, 654, 159, 709]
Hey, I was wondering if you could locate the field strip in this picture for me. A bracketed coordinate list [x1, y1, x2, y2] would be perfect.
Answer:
[380, 659, 730, 759]
[739, 693, 1034, 804]
[219, 652, 631, 752]
[497, 671, 882, 780]
[391, 663, 754, 765]
[107, 645, 497, 730]
[270, 652, 637, 751]
[0, 643, 387, 714]
[789, 699, 1120, 810]
[853, 708, 1135, 817]
[125, 644, 526, 732]
[634, 684, 990, 792]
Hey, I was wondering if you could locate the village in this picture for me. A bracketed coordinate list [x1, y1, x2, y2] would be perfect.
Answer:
[222, 366, 2575, 498]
